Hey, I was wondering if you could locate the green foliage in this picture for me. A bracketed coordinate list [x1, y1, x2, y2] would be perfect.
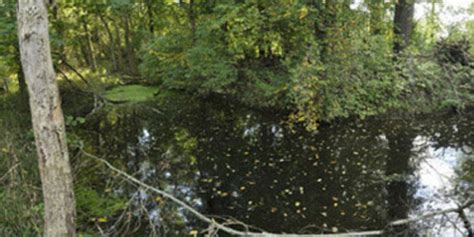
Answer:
[139, 0, 474, 130]
[65, 115, 86, 127]
[75, 185, 127, 224]
[104, 85, 160, 102]
[0, 96, 42, 236]
[141, 0, 314, 107]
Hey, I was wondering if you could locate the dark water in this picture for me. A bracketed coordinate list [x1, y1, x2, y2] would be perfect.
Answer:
[80, 96, 473, 236]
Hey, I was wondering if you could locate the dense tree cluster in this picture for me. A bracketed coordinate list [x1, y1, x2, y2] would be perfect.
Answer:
[1, 1, 473, 128]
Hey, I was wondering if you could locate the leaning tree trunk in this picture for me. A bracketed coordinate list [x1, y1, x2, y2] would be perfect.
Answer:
[17, 1, 76, 236]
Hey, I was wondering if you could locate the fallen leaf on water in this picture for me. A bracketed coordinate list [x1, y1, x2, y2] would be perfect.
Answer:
[189, 230, 198, 237]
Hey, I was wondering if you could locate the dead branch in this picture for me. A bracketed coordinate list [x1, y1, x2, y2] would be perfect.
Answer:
[388, 200, 474, 226]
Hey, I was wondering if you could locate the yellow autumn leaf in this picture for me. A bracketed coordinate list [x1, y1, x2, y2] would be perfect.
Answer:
[299, 6, 309, 19]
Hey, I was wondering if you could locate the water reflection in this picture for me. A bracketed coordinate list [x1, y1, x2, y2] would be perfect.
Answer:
[81, 99, 473, 236]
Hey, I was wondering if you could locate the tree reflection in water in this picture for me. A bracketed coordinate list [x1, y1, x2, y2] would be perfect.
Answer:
[79, 98, 473, 236]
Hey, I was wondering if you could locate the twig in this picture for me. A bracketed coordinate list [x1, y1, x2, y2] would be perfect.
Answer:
[388, 200, 474, 226]
[59, 57, 91, 87]
[0, 162, 20, 183]
[458, 208, 473, 237]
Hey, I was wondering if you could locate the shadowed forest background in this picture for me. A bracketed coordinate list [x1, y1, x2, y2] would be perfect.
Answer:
[0, 0, 473, 236]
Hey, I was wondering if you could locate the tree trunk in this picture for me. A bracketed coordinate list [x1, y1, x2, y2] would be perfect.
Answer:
[393, 0, 414, 54]
[145, 0, 154, 34]
[188, 0, 196, 42]
[51, 4, 66, 61]
[385, 123, 415, 236]
[98, 13, 119, 72]
[16, 1, 76, 236]
[81, 16, 97, 71]
[123, 14, 137, 75]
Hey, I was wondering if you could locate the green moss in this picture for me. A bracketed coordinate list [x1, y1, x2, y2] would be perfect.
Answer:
[75, 185, 127, 223]
[104, 85, 159, 103]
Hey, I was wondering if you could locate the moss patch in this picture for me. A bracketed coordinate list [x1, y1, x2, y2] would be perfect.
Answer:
[104, 85, 159, 103]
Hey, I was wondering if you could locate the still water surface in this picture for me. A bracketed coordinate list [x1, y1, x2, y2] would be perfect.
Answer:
[82, 97, 473, 236]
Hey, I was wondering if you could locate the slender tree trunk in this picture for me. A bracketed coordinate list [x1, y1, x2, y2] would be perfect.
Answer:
[81, 16, 97, 71]
[113, 20, 125, 72]
[145, 0, 154, 34]
[188, 0, 196, 42]
[123, 14, 137, 75]
[393, 0, 414, 54]
[51, 4, 66, 60]
[385, 123, 415, 236]
[17, 1, 76, 236]
[98, 13, 119, 72]
[79, 41, 91, 67]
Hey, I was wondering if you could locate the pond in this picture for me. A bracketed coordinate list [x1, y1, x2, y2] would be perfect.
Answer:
[78, 94, 473, 236]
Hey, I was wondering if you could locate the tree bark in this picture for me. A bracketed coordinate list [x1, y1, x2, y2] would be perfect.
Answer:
[16, 1, 76, 236]
[145, 0, 154, 34]
[188, 0, 196, 42]
[123, 14, 137, 75]
[113, 19, 125, 72]
[98, 13, 119, 72]
[393, 0, 414, 54]
[81, 15, 97, 71]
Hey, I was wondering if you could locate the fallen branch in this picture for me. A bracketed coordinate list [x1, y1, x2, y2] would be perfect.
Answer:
[82, 150, 257, 236]
[388, 200, 474, 226]
[82, 150, 473, 237]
